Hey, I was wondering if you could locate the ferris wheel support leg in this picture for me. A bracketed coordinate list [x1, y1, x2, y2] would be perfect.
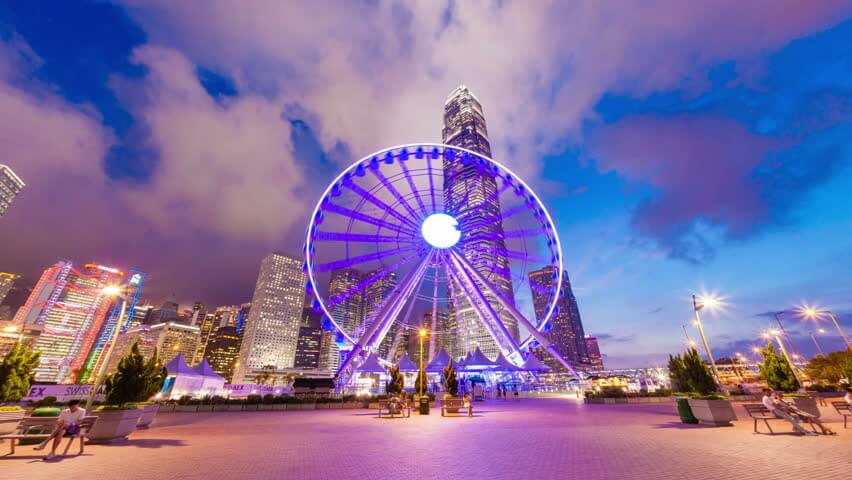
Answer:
[387, 261, 429, 361]
[446, 253, 523, 361]
[335, 251, 434, 381]
[428, 258, 440, 361]
[449, 249, 581, 379]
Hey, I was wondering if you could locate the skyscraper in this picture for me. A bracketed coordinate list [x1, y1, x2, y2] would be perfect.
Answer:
[0, 164, 25, 217]
[15, 262, 124, 383]
[204, 325, 242, 382]
[233, 252, 306, 382]
[364, 269, 398, 359]
[294, 307, 323, 368]
[320, 268, 365, 373]
[0, 272, 18, 305]
[443, 85, 518, 360]
[528, 266, 589, 369]
[106, 321, 201, 374]
[585, 336, 603, 370]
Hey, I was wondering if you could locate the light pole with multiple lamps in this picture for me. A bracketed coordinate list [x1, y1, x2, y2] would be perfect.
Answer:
[85, 285, 130, 409]
[800, 307, 850, 351]
[418, 328, 428, 394]
[691, 294, 722, 388]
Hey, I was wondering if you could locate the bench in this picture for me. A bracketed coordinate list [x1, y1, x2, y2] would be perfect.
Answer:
[831, 402, 851, 428]
[441, 398, 472, 417]
[377, 400, 410, 418]
[743, 404, 788, 434]
[0, 416, 97, 455]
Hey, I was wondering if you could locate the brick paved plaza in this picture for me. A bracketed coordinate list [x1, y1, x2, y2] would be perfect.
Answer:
[3, 397, 849, 480]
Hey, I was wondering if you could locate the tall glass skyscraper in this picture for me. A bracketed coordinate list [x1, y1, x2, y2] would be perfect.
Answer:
[0, 164, 25, 217]
[528, 266, 589, 369]
[233, 252, 306, 382]
[443, 85, 518, 360]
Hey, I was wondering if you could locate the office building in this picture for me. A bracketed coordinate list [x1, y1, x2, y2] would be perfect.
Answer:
[14, 262, 124, 383]
[528, 266, 589, 369]
[106, 321, 201, 374]
[233, 252, 306, 382]
[0, 272, 18, 305]
[364, 269, 398, 359]
[204, 325, 241, 382]
[0, 164, 25, 217]
[442, 85, 518, 360]
[586, 336, 603, 370]
[294, 307, 323, 369]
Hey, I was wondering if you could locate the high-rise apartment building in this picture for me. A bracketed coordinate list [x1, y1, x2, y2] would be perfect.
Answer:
[14, 262, 124, 383]
[0, 164, 25, 217]
[0, 272, 19, 306]
[442, 85, 518, 360]
[204, 325, 241, 382]
[528, 266, 589, 369]
[233, 252, 306, 382]
[585, 336, 603, 370]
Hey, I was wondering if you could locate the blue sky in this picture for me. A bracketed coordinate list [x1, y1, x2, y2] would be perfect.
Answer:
[0, 1, 850, 367]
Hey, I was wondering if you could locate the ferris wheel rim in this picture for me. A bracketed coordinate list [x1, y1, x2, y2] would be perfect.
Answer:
[304, 142, 564, 352]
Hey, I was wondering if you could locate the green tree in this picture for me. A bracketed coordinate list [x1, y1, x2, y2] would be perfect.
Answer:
[804, 350, 851, 384]
[0, 342, 40, 402]
[443, 360, 458, 396]
[667, 353, 689, 393]
[386, 365, 404, 395]
[682, 348, 716, 395]
[759, 343, 799, 392]
[104, 342, 167, 406]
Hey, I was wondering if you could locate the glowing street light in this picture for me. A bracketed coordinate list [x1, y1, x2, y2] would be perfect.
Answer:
[691, 294, 722, 388]
[799, 305, 850, 351]
[86, 284, 129, 409]
[418, 328, 428, 396]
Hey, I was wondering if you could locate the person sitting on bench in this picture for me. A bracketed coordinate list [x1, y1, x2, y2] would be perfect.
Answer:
[776, 392, 834, 435]
[761, 389, 815, 436]
[36, 399, 87, 460]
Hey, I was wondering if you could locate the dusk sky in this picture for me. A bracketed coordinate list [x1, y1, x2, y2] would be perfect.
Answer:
[1, 1, 851, 368]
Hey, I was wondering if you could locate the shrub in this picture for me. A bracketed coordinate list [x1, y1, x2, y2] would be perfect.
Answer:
[246, 394, 262, 404]
[262, 394, 275, 404]
[682, 348, 717, 395]
[667, 354, 689, 393]
[105, 342, 167, 406]
[0, 405, 23, 411]
[759, 343, 799, 392]
[808, 384, 839, 393]
[34, 396, 58, 407]
[0, 343, 40, 402]
[32, 407, 61, 417]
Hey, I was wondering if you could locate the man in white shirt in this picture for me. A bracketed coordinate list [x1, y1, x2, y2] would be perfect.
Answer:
[761, 389, 814, 436]
[37, 399, 87, 460]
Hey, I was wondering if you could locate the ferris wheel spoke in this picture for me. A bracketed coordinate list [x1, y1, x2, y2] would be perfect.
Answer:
[342, 179, 421, 231]
[322, 202, 417, 236]
[398, 157, 430, 217]
[370, 167, 422, 221]
[427, 156, 438, 212]
[449, 248, 579, 378]
[313, 231, 419, 245]
[387, 265, 428, 361]
[503, 249, 552, 265]
[500, 203, 529, 221]
[313, 245, 418, 273]
[445, 253, 521, 358]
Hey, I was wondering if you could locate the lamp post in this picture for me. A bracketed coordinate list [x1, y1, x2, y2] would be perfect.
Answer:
[691, 294, 721, 388]
[764, 329, 804, 387]
[85, 285, 128, 409]
[810, 329, 825, 356]
[801, 307, 850, 351]
[418, 328, 427, 394]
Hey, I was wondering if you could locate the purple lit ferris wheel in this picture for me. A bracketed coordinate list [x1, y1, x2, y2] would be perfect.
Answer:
[304, 143, 578, 385]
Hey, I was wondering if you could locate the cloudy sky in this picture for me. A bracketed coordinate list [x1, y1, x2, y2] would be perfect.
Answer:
[1, 1, 851, 368]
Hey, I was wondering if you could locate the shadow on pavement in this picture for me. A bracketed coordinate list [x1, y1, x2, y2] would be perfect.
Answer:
[98, 438, 187, 449]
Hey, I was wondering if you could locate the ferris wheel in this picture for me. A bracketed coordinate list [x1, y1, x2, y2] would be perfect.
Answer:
[304, 143, 577, 383]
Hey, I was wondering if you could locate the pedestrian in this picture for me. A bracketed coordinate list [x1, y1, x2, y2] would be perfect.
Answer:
[36, 399, 86, 460]
[761, 389, 815, 436]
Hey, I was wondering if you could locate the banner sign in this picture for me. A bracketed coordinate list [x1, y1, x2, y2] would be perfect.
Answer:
[223, 384, 292, 397]
[24, 384, 106, 402]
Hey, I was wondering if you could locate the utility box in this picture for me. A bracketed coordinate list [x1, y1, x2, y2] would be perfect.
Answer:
[419, 396, 430, 415]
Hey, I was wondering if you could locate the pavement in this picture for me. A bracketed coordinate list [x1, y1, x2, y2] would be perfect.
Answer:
[2, 396, 849, 480]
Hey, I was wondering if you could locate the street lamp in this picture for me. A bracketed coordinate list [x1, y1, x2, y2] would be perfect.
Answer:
[763, 328, 804, 387]
[418, 328, 428, 394]
[691, 294, 722, 388]
[809, 331, 825, 356]
[800, 306, 850, 351]
[85, 284, 129, 409]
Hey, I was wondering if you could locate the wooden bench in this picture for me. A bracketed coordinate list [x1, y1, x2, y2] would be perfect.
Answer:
[377, 400, 410, 418]
[0, 416, 97, 455]
[831, 402, 851, 428]
[441, 398, 472, 417]
[743, 404, 787, 434]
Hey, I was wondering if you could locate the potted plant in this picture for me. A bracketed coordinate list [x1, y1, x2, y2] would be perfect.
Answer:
[681, 349, 737, 426]
[89, 342, 167, 442]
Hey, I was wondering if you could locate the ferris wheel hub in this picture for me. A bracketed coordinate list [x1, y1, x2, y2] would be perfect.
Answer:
[420, 213, 461, 249]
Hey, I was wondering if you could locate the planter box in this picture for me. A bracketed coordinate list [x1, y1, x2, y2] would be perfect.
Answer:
[136, 404, 160, 428]
[0, 409, 26, 435]
[88, 409, 142, 443]
[272, 404, 286, 411]
[791, 397, 820, 419]
[258, 404, 275, 411]
[196, 404, 213, 412]
[242, 404, 259, 411]
[175, 405, 198, 412]
[286, 402, 315, 410]
[687, 399, 737, 426]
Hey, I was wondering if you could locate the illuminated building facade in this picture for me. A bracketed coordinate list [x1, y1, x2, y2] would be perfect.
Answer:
[442, 85, 518, 360]
[427, 308, 459, 360]
[233, 252, 306, 382]
[294, 307, 323, 368]
[0, 164, 25, 217]
[106, 321, 201, 374]
[80, 270, 146, 383]
[528, 266, 589, 369]
[364, 269, 398, 360]
[15, 262, 123, 383]
[204, 325, 241, 382]
[586, 336, 603, 370]
[0, 272, 18, 305]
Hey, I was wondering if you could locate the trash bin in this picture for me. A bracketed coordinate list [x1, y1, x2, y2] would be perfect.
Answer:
[419, 396, 430, 415]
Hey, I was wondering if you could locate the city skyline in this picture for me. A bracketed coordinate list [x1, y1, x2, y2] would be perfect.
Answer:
[1, 3, 851, 368]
